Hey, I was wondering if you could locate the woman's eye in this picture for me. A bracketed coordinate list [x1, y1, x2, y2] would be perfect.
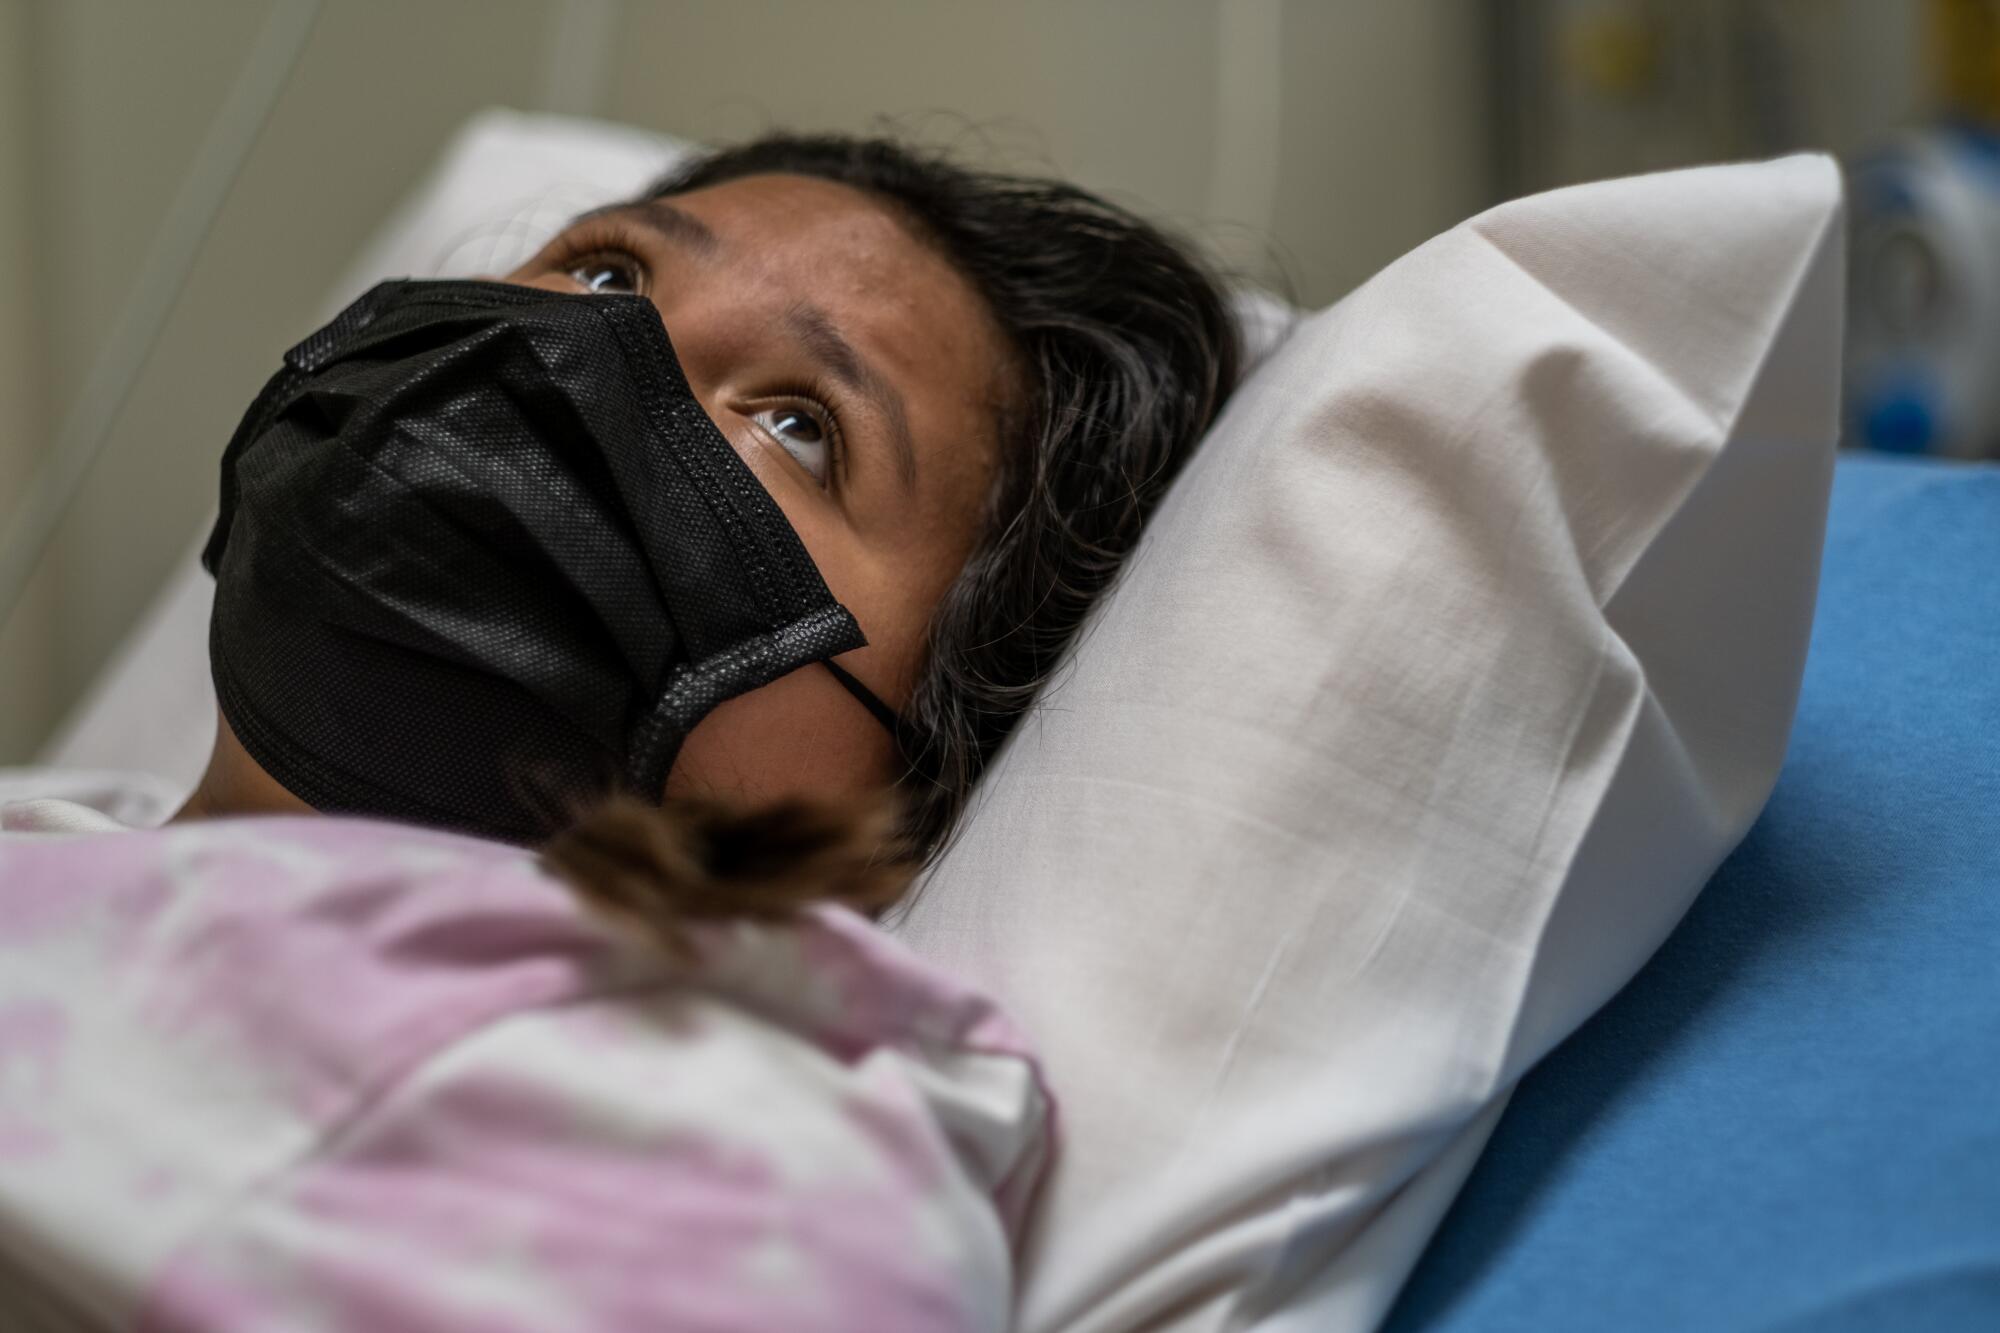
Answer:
[751, 404, 832, 485]
[567, 252, 643, 294]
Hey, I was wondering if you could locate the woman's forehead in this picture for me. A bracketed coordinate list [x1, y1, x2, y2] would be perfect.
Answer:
[663, 176, 994, 361]
[667, 176, 939, 300]
[662, 173, 1013, 495]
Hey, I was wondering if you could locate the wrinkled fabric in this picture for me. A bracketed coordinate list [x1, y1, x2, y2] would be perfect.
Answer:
[204, 279, 868, 844]
[0, 816, 1052, 1331]
[890, 154, 1844, 1332]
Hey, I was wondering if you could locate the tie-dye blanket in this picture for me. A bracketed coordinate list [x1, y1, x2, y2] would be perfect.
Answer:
[0, 815, 1051, 1331]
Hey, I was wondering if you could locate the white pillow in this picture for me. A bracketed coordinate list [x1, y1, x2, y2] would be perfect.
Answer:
[890, 156, 1845, 1332]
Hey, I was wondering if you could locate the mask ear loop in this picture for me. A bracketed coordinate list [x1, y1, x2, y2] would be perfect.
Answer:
[819, 658, 905, 740]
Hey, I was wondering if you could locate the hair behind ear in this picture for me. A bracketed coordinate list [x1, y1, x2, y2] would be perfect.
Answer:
[541, 793, 917, 958]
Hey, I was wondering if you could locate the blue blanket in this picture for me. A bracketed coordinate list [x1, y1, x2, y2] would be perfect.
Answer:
[1384, 453, 2000, 1332]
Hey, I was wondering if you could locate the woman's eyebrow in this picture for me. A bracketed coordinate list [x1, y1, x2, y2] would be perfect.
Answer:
[589, 198, 721, 258]
[783, 300, 918, 493]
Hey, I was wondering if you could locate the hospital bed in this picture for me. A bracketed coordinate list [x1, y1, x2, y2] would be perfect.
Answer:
[32, 110, 2000, 1331]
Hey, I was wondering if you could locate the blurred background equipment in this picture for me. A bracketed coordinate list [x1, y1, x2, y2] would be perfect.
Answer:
[1488, 0, 1922, 197]
[1846, 126, 2000, 459]
[1495, 0, 2000, 461]
[0, 0, 1990, 764]
[1843, 1, 2000, 459]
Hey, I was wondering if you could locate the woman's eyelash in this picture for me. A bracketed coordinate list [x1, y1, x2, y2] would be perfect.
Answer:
[545, 220, 649, 288]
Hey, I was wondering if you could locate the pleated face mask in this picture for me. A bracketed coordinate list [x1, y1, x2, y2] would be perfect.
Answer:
[202, 278, 900, 844]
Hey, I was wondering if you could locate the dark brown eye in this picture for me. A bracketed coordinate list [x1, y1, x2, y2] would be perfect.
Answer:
[752, 405, 832, 485]
[567, 252, 643, 294]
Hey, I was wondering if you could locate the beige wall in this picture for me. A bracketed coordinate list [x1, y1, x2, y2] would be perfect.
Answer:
[0, 0, 55, 760]
[1509, 0, 1926, 193]
[1271, 1, 1488, 301]
[595, 0, 1489, 304]
[0, 0, 1508, 761]
[604, 1, 1228, 252]
[3, 0, 555, 761]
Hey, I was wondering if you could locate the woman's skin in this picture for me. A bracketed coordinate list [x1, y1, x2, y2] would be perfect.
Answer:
[174, 173, 1017, 824]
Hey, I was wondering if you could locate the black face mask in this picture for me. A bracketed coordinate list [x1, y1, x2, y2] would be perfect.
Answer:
[203, 278, 901, 844]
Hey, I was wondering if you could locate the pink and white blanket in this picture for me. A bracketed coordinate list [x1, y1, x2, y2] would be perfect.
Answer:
[0, 814, 1051, 1331]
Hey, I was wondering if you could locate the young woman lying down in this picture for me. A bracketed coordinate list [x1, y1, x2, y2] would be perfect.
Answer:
[0, 134, 1239, 1329]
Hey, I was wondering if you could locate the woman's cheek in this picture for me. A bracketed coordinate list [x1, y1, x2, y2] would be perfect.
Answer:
[663, 671, 897, 804]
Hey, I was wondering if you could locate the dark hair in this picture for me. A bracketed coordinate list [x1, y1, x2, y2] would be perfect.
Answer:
[545, 131, 1240, 929]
